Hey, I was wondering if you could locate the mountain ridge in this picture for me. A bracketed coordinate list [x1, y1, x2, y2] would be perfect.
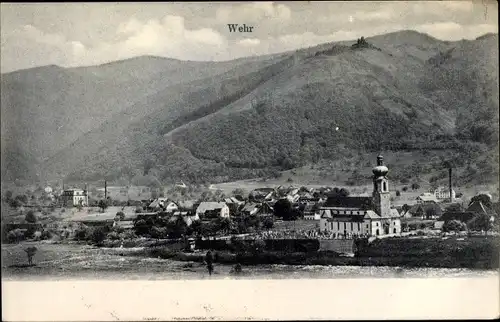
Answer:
[1, 30, 498, 188]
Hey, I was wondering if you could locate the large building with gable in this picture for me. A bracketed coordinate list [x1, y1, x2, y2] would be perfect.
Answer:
[319, 155, 401, 237]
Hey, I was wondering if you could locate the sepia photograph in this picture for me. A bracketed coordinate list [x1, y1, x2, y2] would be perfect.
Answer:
[1, 1, 499, 320]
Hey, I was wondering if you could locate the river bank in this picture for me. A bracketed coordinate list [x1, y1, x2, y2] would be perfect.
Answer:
[2, 241, 497, 280]
[2, 235, 498, 279]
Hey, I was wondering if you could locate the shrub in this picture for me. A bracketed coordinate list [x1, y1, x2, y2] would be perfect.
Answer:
[396, 190, 401, 197]
[135, 207, 143, 214]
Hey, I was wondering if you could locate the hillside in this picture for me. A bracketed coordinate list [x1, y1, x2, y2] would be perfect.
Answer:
[1, 30, 498, 189]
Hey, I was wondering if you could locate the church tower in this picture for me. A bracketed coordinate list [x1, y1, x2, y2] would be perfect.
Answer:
[372, 155, 391, 217]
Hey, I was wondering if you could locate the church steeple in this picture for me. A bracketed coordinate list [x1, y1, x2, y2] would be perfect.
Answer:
[372, 155, 391, 217]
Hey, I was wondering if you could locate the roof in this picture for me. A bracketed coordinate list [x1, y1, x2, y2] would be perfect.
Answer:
[466, 201, 495, 215]
[241, 202, 260, 213]
[416, 193, 438, 202]
[177, 200, 196, 209]
[324, 196, 373, 209]
[196, 202, 227, 213]
[149, 198, 171, 208]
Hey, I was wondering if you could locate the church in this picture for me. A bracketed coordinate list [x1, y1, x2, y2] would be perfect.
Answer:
[319, 155, 401, 237]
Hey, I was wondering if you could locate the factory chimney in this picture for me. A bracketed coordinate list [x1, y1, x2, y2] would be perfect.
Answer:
[448, 168, 453, 203]
[105, 180, 108, 199]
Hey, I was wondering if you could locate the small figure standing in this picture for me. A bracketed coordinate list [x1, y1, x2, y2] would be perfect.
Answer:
[205, 250, 214, 276]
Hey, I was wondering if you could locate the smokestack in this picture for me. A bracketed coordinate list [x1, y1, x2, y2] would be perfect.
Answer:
[105, 181, 108, 199]
[448, 168, 453, 203]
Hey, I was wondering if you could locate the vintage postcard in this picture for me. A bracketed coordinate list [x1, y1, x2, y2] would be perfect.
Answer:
[1, 1, 499, 321]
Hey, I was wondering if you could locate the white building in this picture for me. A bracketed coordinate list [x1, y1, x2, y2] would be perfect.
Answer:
[319, 155, 401, 238]
[432, 186, 456, 201]
[61, 189, 88, 207]
[196, 202, 230, 219]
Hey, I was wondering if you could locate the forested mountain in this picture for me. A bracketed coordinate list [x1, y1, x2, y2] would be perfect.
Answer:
[1, 30, 498, 187]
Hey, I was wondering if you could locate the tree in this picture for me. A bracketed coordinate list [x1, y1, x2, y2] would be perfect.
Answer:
[396, 190, 401, 197]
[166, 216, 188, 239]
[425, 207, 440, 219]
[469, 194, 492, 209]
[25, 210, 37, 223]
[3, 190, 13, 202]
[415, 206, 424, 218]
[24, 246, 38, 266]
[214, 217, 231, 236]
[7, 229, 25, 243]
[133, 219, 149, 236]
[115, 211, 125, 221]
[445, 203, 463, 212]
[402, 204, 411, 214]
[467, 213, 493, 234]
[402, 186, 408, 192]
[89, 227, 107, 245]
[262, 217, 274, 229]
[442, 220, 466, 233]
[411, 183, 420, 190]
[273, 199, 292, 219]
[231, 188, 245, 197]
[98, 199, 109, 213]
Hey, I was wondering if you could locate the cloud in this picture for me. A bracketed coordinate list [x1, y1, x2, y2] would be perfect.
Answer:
[216, 2, 291, 22]
[237, 38, 261, 47]
[414, 22, 498, 41]
[1, 15, 228, 70]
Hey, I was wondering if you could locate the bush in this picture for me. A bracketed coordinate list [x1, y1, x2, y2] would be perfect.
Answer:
[396, 190, 401, 197]
[135, 207, 143, 214]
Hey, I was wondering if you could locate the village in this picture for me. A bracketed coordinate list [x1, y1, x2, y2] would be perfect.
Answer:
[2, 155, 499, 259]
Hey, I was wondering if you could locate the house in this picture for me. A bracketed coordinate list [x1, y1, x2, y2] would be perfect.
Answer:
[276, 186, 300, 203]
[416, 193, 438, 204]
[176, 200, 196, 211]
[319, 155, 401, 238]
[148, 198, 178, 213]
[196, 202, 230, 219]
[403, 203, 442, 219]
[303, 204, 321, 220]
[61, 189, 89, 207]
[240, 202, 273, 217]
[171, 211, 200, 226]
[432, 186, 456, 201]
[249, 188, 276, 202]
[224, 197, 246, 214]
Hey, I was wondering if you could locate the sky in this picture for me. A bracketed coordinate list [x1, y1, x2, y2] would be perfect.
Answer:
[1, 1, 498, 72]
